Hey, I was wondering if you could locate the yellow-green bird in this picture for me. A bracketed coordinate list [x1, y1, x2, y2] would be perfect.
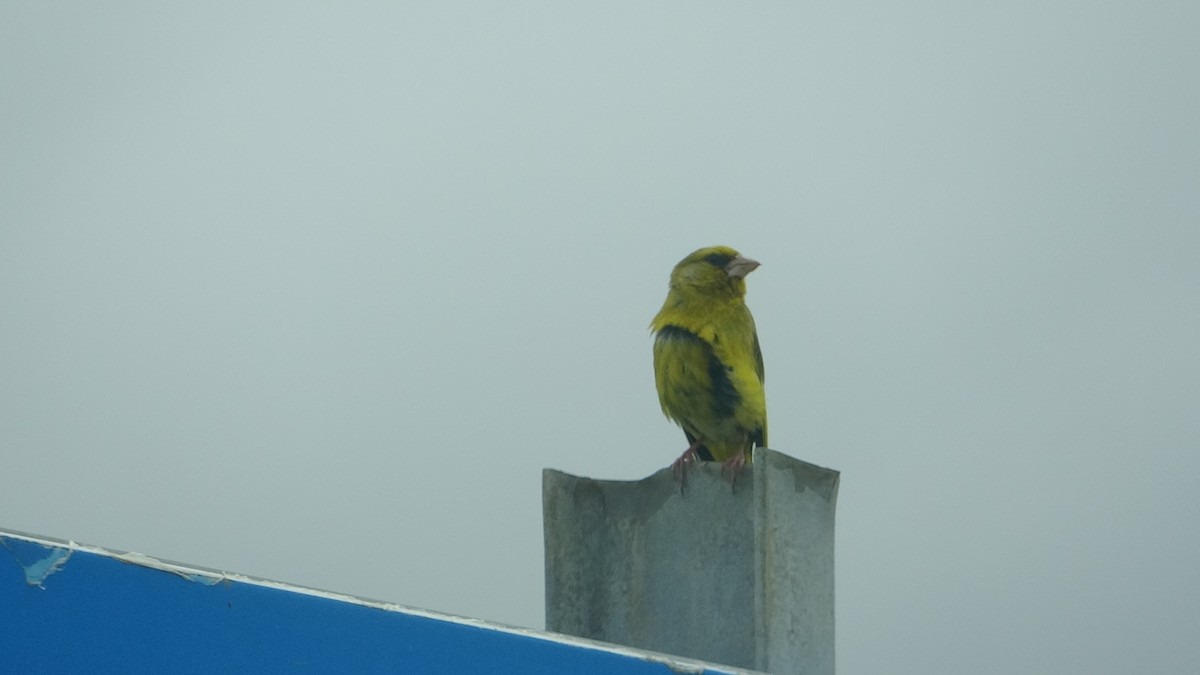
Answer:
[651, 246, 767, 473]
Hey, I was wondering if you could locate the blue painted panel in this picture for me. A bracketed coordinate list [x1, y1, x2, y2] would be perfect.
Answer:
[1, 531, 741, 674]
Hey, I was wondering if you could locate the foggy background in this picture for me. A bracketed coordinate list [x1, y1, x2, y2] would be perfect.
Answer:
[3, 3, 1198, 673]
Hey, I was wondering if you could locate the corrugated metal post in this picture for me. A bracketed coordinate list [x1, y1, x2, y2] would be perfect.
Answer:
[543, 449, 838, 674]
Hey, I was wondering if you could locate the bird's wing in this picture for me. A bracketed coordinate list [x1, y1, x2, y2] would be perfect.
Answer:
[752, 330, 767, 448]
[653, 325, 741, 453]
[752, 331, 764, 384]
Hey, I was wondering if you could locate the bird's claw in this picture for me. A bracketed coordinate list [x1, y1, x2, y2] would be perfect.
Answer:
[671, 442, 703, 494]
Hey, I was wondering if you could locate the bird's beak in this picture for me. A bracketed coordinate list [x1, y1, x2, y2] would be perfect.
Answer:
[725, 255, 760, 279]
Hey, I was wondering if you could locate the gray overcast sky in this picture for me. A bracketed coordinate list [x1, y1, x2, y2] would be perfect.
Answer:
[2, 2, 1198, 673]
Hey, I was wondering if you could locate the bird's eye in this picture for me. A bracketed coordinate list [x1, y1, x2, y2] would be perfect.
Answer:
[704, 253, 733, 268]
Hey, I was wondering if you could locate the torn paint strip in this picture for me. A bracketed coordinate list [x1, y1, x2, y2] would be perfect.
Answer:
[113, 550, 224, 586]
[1, 536, 73, 588]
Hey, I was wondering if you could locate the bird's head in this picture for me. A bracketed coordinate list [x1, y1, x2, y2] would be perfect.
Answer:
[669, 246, 760, 299]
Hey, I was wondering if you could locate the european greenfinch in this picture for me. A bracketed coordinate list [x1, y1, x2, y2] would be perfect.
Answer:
[651, 246, 767, 475]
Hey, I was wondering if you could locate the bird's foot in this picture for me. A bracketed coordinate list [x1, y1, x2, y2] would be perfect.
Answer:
[670, 440, 704, 493]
